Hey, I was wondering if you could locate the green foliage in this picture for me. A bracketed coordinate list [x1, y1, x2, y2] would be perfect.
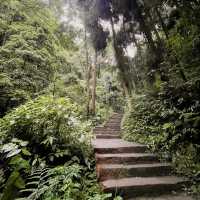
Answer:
[0, 95, 93, 163]
[14, 162, 113, 200]
[40, 164, 109, 200]
[0, 94, 113, 199]
[0, 0, 75, 116]
[17, 168, 53, 200]
[1, 138, 30, 158]
[96, 84, 125, 113]
[46, 72, 114, 124]
[0, 138, 31, 200]
[123, 87, 200, 178]
[122, 95, 164, 151]
[167, 21, 200, 80]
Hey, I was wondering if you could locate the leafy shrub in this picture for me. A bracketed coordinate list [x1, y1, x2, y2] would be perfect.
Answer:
[16, 161, 121, 200]
[0, 95, 93, 165]
[0, 94, 116, 200]
[0, 138, 31, 200]
[40, 163, 111, 200]
[167, 16, 200, 80]
[122, 86, 200, 178]
[0, 95, 98, 199]
[122, 95, 165, 151]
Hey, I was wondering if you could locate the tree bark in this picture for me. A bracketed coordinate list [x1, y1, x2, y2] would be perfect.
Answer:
[86, 65, 92, 117]
[84, 15, 92, 117]
[110, 16, 131, 96]
[155, 7, 169, 39]
[90, 50, 97, 115]
[145, 8, 162, 44]
[84, 25, 89, 77]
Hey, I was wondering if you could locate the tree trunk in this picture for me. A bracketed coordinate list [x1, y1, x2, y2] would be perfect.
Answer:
[84, 16, 92, 117]
[110, 16, 131, 96]
[84, 25, 89, 78]
[155, 7, 169, 39]
[132, 33, 140, 50]
[90, 50, 97, 115]
[145, 8, 162, 44]
[86, 65, 92, 117]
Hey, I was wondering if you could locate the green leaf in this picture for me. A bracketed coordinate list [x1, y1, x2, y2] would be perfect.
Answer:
[6, 149, 21, 158]
[1, 171, 20, 200]
[163, 123, 173, 130]
[9, 156, 30, 171]
[1, 143, 18, 153]
[15, 176, 25, 189]
[21, 148, 31, 156]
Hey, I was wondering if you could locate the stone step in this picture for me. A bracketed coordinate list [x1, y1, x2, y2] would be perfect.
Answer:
[104, 125, 121, 129]
[93, 126, 105, 131]
[94, 130, 121, 135]
[101, 176, 188, 198]
[106, 120, 122, 124]
[92, 139, 147, 154]
[97, 163, 172, 181]
[104, 125, 121, 130]
[110, 114, 122, 116]
[128, 193, 193, 200]
[104, 123, 121, 126]
[94, 127, 120, 131]
[96, 134, 121, 139]
[108, 115, 121, 118]
[105, 121, 121, 125]
[95, 153, 158, 164]
[109, 116, 123, 120]
[102, 128, 121, 132]
[92, 113, 190, 199]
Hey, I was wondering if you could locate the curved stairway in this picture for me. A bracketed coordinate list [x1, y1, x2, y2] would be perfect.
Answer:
[92, 113, 189, 199]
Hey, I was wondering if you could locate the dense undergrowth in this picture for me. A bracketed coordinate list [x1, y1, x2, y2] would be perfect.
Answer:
[121, 1, 200, 197]
[123, 81, 200, 196]
[0, 0, 72, 117]
[0, 95, 114, 200]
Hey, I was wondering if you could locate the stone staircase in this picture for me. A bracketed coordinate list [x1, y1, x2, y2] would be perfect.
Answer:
[92, 113, 189, 199]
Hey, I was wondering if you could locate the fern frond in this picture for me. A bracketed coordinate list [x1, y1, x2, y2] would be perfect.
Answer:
[17, 168, 52, 200]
